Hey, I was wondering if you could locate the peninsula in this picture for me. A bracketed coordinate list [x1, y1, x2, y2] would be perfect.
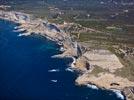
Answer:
[0, 8, 134, 100]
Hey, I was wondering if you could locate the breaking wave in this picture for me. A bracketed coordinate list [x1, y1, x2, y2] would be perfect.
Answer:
[51, 80, 58, 83]
[48, 69, 60, 72]
[86, 84, 99, 90]
[65, 67, 74, 73]
[111, 89, 125, 100]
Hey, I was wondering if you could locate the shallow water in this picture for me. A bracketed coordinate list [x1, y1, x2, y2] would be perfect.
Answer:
[0, 20, 124, 100]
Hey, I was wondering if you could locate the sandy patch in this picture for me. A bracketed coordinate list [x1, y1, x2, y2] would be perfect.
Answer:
[83, 49, 123, 72]
[76, 72, 134, 90]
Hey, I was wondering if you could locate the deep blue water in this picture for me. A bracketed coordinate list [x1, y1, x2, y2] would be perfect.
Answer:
[0, 20, 123, 100]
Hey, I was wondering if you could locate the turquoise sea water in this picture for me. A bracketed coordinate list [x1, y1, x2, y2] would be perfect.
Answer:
[0, 20, 125, 100]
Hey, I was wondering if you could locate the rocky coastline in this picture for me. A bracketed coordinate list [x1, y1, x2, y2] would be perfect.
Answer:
[0, 9, 134, 100]
[0, 10, 84, 58]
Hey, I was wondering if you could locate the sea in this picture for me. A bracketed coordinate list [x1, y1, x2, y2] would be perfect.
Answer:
[0, 19, 125, 100]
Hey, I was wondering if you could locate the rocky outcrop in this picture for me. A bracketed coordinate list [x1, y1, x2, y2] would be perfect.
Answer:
[73, 56, 91, 71]
[75, 49, 134, 100]
[123, 87, 134, 100]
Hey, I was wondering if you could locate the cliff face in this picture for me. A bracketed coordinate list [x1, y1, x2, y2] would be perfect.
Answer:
[0, 10, 83, 58]
[123, 87, 134, 100]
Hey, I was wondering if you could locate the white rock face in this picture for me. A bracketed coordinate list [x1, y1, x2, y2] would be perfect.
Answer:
[0, 10, 81, 58]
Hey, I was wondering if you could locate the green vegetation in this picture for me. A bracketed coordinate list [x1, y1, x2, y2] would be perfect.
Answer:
[48, 18, 64, 24]
[75, 20, 107, 31]
[105, 46, 134, 81]
[114, 56, 134, 81]
[88, 66, 108, 77]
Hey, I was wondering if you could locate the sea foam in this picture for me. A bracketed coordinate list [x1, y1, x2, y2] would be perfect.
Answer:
[48, 69, 60, 72]
[71, 57, 76, 68]
[51, 80, 58, 83]
[86, 84, 99, 90]
[111, 89, 125, 100]
[65, 67, 74, 73]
